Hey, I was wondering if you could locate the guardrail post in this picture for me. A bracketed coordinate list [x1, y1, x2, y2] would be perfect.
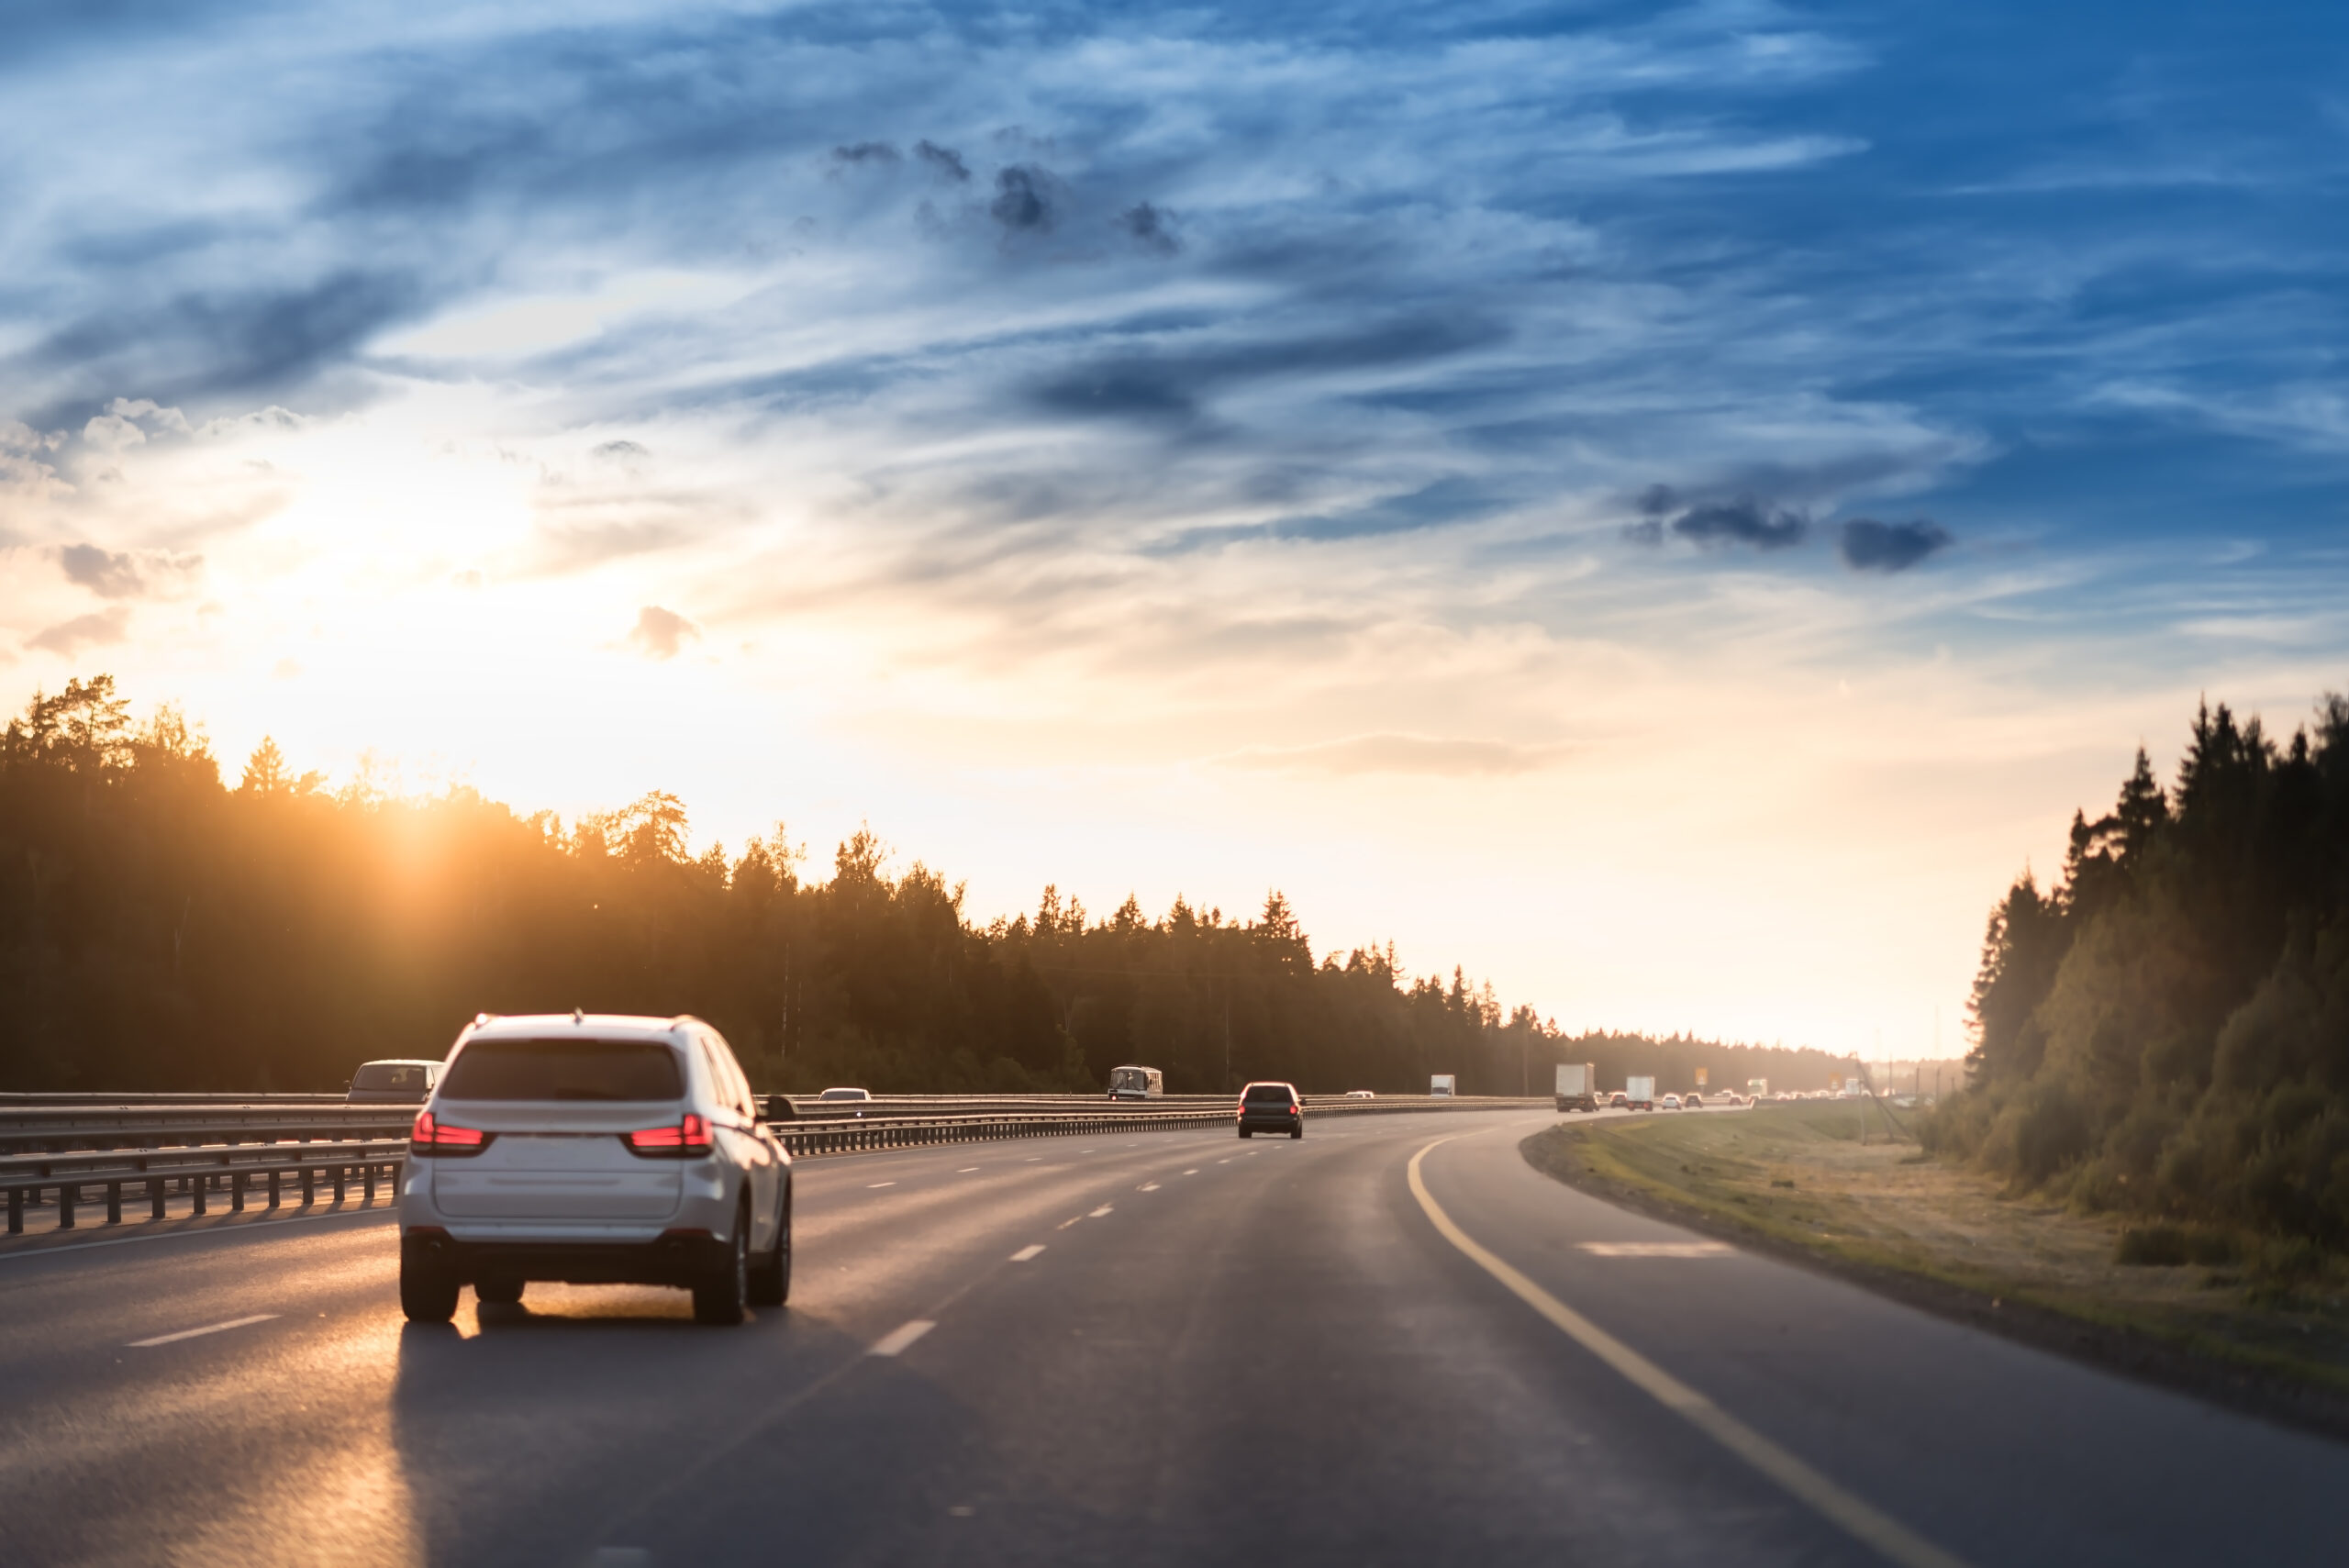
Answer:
[149, 1178, 165, 1220]
[301, 1166, 315, 1206]
[59, 1184, 76, 1229]
[6, 1188, 20, 1234]
[267, 1170, 281, 1208]
[363, 1164, 377, 1204]
[191, 1173, 207, 1215]
[333, 1165, 347, 1204]
[231, 1171, 247, 1211]
[106, 1182, 122, 1224]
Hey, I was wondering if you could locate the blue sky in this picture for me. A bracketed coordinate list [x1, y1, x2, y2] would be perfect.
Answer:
[4, 1, 2345, 1055]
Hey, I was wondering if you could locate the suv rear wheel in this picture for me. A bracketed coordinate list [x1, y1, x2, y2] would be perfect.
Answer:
[748, 1196, 791, 1307]
[694, 1207, 750, 1325]
[401, 1254, 459, 1323]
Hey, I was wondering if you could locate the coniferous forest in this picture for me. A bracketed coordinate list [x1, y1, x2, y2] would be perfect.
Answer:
[0, 675, 1844, 1098]
[1936, 692, 2349, 1248]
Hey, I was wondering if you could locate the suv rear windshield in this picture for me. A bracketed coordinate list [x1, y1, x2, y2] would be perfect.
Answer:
[1243, 1084, 1295, 1104]
[351, 1063, 431, 1091]
[440, 1039, 683, 1101]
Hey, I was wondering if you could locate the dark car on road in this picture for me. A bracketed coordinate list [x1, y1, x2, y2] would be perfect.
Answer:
[1237, 1081, 1303, 1139]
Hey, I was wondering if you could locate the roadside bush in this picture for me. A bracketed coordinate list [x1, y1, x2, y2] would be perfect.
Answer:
[2113, 1225, 2238, 1267]
[1982, 1078, 2094, 1187]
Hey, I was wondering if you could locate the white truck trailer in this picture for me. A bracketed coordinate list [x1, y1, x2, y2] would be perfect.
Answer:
[1554, 1062, 1598, 1112]
[1625, 1074, 1656, 1111]
[1429, 1073, 1456, 1097]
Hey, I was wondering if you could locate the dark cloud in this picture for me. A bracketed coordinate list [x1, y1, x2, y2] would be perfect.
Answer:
[59, 544, 143, 598]
[1628, 489, 1807, 551]
[28, 606, 130, 653]
[29, 270, 418, 405]
[1839, 517, 1953, 573]
[625, 604, 699, 660]
[1120, 202, 1179, 256]
[1675, 498, 1807, 550]
[990, 165, 1055, 232]
[593, 439, 650, 461]
[915, 139, 969, 182]
[1030, 313, 1506, 427]
[830, 140, 901, 167]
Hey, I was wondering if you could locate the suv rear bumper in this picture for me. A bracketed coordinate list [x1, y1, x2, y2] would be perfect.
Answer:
[404, 1226, 728, 1286]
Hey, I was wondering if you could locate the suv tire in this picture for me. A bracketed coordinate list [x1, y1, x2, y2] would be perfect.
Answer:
[401, 1255, 459, 1323]
[748, 1196, 791, 1307]
[695, 1208, 750, 1326]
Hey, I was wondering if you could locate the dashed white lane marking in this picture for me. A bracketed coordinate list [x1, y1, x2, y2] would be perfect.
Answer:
[1057, 1216, 1084, 1229]
[1088, 1204, 1114, 1218]
[1010, 1244, 1046, 1262]
[128, 1313, 279, 1348]
[1217, 1158, 1233, 1164]
[1137, 1183, 1161, 1192]
[867, 1182, 896, 1189]
[956, 1167, 981, 1173]
[1024, 1157, 1041, 1162]
[869, 1319, 936, 1357]
[1183, 1169, 1199, 1175]
[1580, 1241, 1733, 1258]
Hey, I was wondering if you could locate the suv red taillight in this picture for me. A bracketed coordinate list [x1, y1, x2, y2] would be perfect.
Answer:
[410, 1110, 490, 1155]
[624, 1113, 714, 1158]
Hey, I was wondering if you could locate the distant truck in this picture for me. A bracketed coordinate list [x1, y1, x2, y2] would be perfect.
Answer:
[1430, 1073, 1456, 1097]
[1553, 1062, 1598, 1112]
[1624, 1074, 1656, 1111]
[1747, 1078, 1769, 1097]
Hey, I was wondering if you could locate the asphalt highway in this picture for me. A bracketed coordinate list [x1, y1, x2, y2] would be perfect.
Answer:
[1, 1108, 2343, 1566]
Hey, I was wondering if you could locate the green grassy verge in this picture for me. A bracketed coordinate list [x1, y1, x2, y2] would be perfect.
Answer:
[1523, 1102, 2349, 1410]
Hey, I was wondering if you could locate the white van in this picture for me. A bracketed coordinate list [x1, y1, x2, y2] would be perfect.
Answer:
[1108, 1064, 1164, 1100]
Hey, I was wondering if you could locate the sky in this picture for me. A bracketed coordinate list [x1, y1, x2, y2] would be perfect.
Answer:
[4, 1, 2346, 1061]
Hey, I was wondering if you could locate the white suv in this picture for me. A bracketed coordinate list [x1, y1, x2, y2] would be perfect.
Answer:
[397, 1013, 791, 1325]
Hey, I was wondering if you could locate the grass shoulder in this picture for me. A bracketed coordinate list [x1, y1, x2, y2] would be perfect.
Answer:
[1522, 1102, 2349, 1440]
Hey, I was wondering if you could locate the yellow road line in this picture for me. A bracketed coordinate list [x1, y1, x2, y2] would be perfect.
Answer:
[1407, 1137, 1971, 1568]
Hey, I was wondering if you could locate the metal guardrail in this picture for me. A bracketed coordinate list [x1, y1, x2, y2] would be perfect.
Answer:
[3, 1138, 413, 1234]
[0, 1095, 1552, 1238]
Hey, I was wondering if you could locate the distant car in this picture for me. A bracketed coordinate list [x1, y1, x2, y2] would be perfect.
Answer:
[818, 1086, 872, 1102]
[1344, 1089, 1375, 1098]
[397, 1013, 790, 1326]
[1236, 1081, 1304, 1140]
[1685, 1092, 1705, 1108]
[1609, 1092, 1629, 1108]
[1661, 1094, 1683, 1110]
[348, 1059, 440, 1104]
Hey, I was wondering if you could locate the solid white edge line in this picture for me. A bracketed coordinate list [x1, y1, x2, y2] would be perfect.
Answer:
[1405, 1137, 1972, 1568]
[1009, 1244, 1046, 1262]
[128, 1312, 280, 1348]
[868, 1319, 936, 1357]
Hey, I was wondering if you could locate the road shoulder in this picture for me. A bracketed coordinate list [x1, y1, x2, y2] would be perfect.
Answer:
[1520, 1113, 2349, 1446]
